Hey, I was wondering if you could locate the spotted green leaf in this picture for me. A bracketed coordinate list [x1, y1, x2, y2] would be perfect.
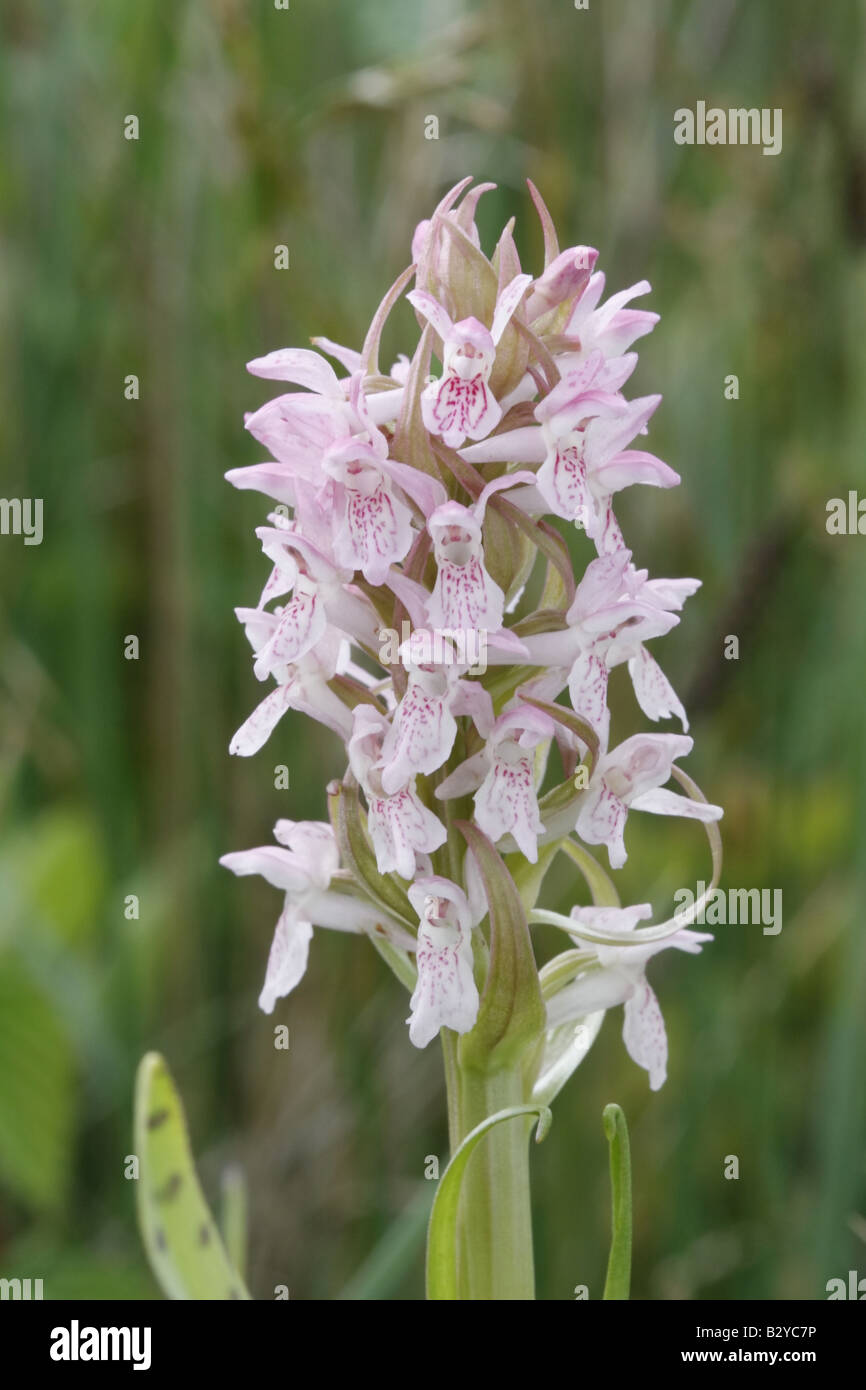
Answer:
[134, 1052, 251, 1300]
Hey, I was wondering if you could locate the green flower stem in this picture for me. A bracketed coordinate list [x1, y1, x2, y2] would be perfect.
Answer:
[447, 1061, 537, 1300]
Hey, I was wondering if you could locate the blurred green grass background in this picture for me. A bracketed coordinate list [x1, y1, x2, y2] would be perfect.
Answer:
[1, 0, 865, 1300]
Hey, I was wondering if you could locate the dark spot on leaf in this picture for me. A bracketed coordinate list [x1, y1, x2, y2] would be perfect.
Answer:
[147, 1108, 169, 1130]
[157, 1172, 183, 1202]
[155, 1227, 167, 1251]
[199, 1224, 211, 1245]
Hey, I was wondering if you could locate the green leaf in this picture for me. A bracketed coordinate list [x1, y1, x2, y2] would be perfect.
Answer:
[456, 822, 546, 1072]
[134, 1052, 251, 1300]
[220, 1164, 248, 1281]
[338, 1186, 433, 1300]
[426, 1105, 551, 1300]
[602, 1103, 632, 1301]
[0, 954, 76, 1213]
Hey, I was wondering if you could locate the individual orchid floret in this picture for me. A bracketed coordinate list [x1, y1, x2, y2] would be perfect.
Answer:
[436, 705, 555, 863]
[523, 245, 599, 325]
[229, 621, 353, 756]
[220, 821, 393, 1014]
[379, 642, 494, 795]
[251, 525, 381, 679]
[546, 903, 712, 1090]
[320, 433, 415, 584]
[565, 551, 695, 739]
[348, 704, 447, 881]
[425, 499, 505, 633]
[407, 876, 479, 1048]
[459, 356, 679, 555]
[241, 538, 344, 685]
[563, 274, 660, 362]
[535, 388, 678, 553]
[424, 474, 536, 636]
[235, 365, 440, 579]
[407, 273, 531, 447]
[576, 733, 723, 869]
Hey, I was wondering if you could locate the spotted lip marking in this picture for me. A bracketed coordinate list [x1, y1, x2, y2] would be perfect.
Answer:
[157, 1172, 183, 1203]
[147, 1108, 170, 1130]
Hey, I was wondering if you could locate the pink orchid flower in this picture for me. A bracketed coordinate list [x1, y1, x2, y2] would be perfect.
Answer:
[576, 734, 723, 869]
[220, 821, 410, 1014]
[563, 274, 660, 362]
[407, 273, 532, 447]
[379, 640, 494, 795]
[348, 704, 446, 881]
[407, 876, 479, 1048]
[436, 705, 555, 863]
[546, 903, 712, 1090]
[229, 618, 351, 755]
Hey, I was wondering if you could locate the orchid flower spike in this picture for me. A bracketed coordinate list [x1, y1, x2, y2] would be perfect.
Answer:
[224, 178, 722, 1120]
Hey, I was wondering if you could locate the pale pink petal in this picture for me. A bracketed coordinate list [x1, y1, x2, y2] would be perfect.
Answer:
[490, 272, 533, 343]
[253, 590, 326, 680]
[629, 787, 723, 821]
[576, 783, 629, 869]
[628, 646, 688, 730]
[406, 288, 455, 342]
[546, 969, 633, 1026]
[407, 914, 479, 1048]
[272, 820, 339, 883]
[427, 557, 505, 633]
[525, 251, 596, 323]
[434, 750, 489, 800]
[474, 751, 545, 862]
[459, 426, 547, 467]
[568, 650, 610, 742]
[421, 373, 501, 448]
[246, 347, 341, 396]
[622, 981, 668, 1090]
[333, 483, 414, 584]
[224, 464, 297, 507]
[593, 450, 681, 494]
[367, 786, 447, 880]
[258, 907, 314, 1013]
[310, 335, 364, 374]
[219, 846, 309, 894]
[449, 679, 495, 737]
[380, 685, 457, 794]
[229, 683, 295, 756]
[537, 440, 592, 522]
